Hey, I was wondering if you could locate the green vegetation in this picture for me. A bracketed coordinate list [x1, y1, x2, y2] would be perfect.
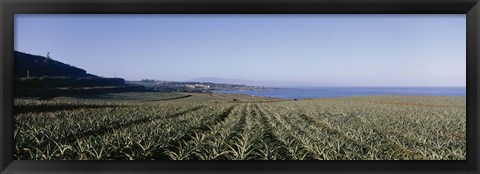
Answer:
[14, 92, 465, 160]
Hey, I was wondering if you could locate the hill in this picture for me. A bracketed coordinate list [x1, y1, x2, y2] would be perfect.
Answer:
[188, 77, 333, 87]
[14, 51, 97, 78]
[14, 51, 125, 88]
[14, 51, 145, 98]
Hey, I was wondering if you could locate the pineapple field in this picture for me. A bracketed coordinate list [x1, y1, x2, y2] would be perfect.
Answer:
[14, 92, 466, 160]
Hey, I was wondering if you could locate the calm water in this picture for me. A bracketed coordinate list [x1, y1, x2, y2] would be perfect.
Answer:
[213, 87, 466, 99]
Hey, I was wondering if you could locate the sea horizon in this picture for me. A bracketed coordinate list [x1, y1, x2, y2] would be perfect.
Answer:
[212, 86, 466, 99]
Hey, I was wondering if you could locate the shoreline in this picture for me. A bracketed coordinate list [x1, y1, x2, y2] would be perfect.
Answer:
[14, 91, 467, 104]
[211, 86, 466, 100]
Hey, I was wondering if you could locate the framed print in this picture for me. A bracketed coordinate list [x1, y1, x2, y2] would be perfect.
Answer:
[1, 0, 479, 173]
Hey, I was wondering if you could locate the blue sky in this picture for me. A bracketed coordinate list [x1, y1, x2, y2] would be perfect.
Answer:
[15, 14, 465, 87]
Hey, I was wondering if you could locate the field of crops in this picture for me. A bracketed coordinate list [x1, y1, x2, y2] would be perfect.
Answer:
[14, 92, 466, 160]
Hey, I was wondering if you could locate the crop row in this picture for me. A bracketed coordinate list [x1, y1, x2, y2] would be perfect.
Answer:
[14, 94, 466, 160]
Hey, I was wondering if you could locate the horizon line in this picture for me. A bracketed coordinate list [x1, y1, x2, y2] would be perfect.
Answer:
[127, 80, 465, 88]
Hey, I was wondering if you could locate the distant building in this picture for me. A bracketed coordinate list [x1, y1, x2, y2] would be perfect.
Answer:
[194, 84, 210, 89]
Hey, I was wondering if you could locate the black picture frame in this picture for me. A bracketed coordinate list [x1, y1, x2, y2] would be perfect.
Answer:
[1, 0, 479, 174]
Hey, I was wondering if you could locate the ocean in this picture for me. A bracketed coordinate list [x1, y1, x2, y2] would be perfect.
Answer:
[212, 87, 466, 99]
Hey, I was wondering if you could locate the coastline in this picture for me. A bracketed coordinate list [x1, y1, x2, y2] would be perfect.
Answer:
[212, 86, 466, 99]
